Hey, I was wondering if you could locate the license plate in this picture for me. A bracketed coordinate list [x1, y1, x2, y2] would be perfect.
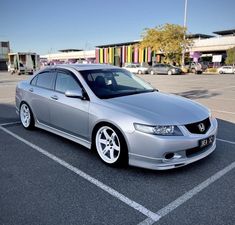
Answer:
[199, 135, 215, 148]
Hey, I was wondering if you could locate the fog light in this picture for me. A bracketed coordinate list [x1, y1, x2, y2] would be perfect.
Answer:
[165, 153, 175, 160]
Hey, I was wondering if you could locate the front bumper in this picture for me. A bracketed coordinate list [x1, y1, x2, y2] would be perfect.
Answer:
[127, 117, 218, 170]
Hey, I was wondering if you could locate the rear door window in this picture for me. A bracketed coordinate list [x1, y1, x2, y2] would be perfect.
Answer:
[36, 71, 56, 90]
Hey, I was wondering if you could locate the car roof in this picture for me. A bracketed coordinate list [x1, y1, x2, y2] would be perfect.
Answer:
[46, 64, 118, 71]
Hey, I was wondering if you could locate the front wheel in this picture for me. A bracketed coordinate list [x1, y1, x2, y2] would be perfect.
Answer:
[94, 125, 127, 166]
[20, 103, 34, 129]
[168, 70, 172, 75]
[138, 70, 142, 75]
[150, 70, 155, 75]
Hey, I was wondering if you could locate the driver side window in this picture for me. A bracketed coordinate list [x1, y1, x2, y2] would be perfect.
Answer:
[55, 71, 81, 93]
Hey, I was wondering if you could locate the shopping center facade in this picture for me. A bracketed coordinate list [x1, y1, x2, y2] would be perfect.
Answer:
[40, 29, 235, 67]
[95, 29, 235, 67]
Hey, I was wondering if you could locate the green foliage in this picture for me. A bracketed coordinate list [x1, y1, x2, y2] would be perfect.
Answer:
[226, 47, 235, 65]
[140, 24, 192, 65]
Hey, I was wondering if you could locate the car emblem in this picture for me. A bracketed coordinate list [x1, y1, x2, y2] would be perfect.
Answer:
[198, 123, 205, 132]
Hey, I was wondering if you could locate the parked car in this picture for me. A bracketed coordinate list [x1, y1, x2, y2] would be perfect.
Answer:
[185, 62, 206, 74]
[123, 63, 148, 74]
[218, 66, 235, 74]
[16, 64, 217, 170]
[148, 64, 182, 75]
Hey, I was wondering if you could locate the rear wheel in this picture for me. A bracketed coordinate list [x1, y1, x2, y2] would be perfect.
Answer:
[94, 125, 128, 166]
[20, 103, 34, 129]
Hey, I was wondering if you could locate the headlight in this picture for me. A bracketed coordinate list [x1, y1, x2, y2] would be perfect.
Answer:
[134, 123, 183, 136]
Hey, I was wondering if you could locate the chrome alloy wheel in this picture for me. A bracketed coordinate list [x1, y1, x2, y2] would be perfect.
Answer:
[20, 103, 31, 128]
[95, 126, 121, 164]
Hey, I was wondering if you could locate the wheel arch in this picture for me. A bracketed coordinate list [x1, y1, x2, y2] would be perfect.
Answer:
[91, 121, 129, 165]
[19, 101, 35, 129]
[19, 100, 35, 122]
[91, 121, 129, 152]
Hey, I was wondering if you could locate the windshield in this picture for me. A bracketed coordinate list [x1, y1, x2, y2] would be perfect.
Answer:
[79, 68, 154, 99]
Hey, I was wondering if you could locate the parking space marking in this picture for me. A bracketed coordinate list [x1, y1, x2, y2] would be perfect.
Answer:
[0, 121, 20, 126]
[138, 161, 235, 225]
[209, 85, 235, 91]
[211, 97, 235, 101]
[0, 125, 160, 222]
[212, 109, 235, 115]
[217, 138, 235, 145]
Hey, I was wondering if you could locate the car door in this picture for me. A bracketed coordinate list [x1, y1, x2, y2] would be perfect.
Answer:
[153, 64, 159, 73]
[162, 64, 170, 74]
[29, 70, 56, 125]
[49, 69, 90, 140]
[128, 65, 136, 73]
[227, 66, 233, 73]
[157, 64, 165, 74]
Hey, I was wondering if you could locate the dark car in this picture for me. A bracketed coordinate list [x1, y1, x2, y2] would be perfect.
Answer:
[148, 64, 182, 75]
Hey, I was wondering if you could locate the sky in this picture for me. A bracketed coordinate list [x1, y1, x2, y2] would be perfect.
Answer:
[1, 0, 235, 55]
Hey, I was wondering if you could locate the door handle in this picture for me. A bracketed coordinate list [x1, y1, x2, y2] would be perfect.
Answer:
[29, 88, 34, 92]
[51, 95, 58, 100]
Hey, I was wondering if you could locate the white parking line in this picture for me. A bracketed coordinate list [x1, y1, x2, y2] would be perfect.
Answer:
[210, 85, 235, 91]
[0, 125, 160, 222]
[212, 109, 235, 115]
[0, 121, 20, 126]
[138, 161, 235, 225]
[217, 138, 235, 145]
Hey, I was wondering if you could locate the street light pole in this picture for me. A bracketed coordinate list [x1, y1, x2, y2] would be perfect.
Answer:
[182, 0, 188, 66]
[184, 0, 188, 28]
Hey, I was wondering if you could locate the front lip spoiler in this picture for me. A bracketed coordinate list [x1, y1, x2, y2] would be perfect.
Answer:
[129, 141, 216, 170]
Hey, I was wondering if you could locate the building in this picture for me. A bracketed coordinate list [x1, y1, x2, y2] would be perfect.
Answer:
[189, 29, 235, 65]
[0, 41, 10, 71]
[95, 29, 235, 67]
[40, 49, 96, 64]
[95, 40, 160, 67]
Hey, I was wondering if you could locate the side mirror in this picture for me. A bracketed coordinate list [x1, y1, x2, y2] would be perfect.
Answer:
[65, 89, 83, 99]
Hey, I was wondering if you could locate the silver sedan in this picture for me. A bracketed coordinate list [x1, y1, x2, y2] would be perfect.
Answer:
[16, 64, 218, 170]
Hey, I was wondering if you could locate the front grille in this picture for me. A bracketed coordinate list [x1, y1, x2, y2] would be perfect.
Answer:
[185, 117, 210, 134]
[186, 142, 213, 157]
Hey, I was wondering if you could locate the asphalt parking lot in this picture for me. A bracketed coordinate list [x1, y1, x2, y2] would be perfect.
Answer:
[0, 71, 234, 225]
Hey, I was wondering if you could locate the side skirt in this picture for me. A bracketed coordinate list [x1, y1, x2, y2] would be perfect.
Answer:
[35, 121, 91, 149]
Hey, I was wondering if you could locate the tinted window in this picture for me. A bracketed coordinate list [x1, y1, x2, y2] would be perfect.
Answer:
[80, 69, 154, 99]
[55, 72, 81, 93]
[36, 71, 55, 89]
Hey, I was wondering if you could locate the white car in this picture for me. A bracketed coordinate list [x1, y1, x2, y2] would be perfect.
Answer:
[218, 66, 235, 74]
[123, 63, 148, 74]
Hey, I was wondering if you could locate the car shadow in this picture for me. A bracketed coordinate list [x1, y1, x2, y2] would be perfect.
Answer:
[0, 102, 234, 176]
[0, 103, 19, 124]
[174, 89, 220, 99]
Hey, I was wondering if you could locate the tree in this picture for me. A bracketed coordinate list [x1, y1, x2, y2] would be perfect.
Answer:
[140, 23, 191, 65]
[225, 47, 235, 66]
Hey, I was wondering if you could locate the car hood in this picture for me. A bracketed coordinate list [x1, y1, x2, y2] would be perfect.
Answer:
[105, 92, 209, 125]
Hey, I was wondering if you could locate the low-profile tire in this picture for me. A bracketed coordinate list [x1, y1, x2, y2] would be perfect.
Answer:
[93, 124, 128, 167]
[20, 103, 34, 129]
